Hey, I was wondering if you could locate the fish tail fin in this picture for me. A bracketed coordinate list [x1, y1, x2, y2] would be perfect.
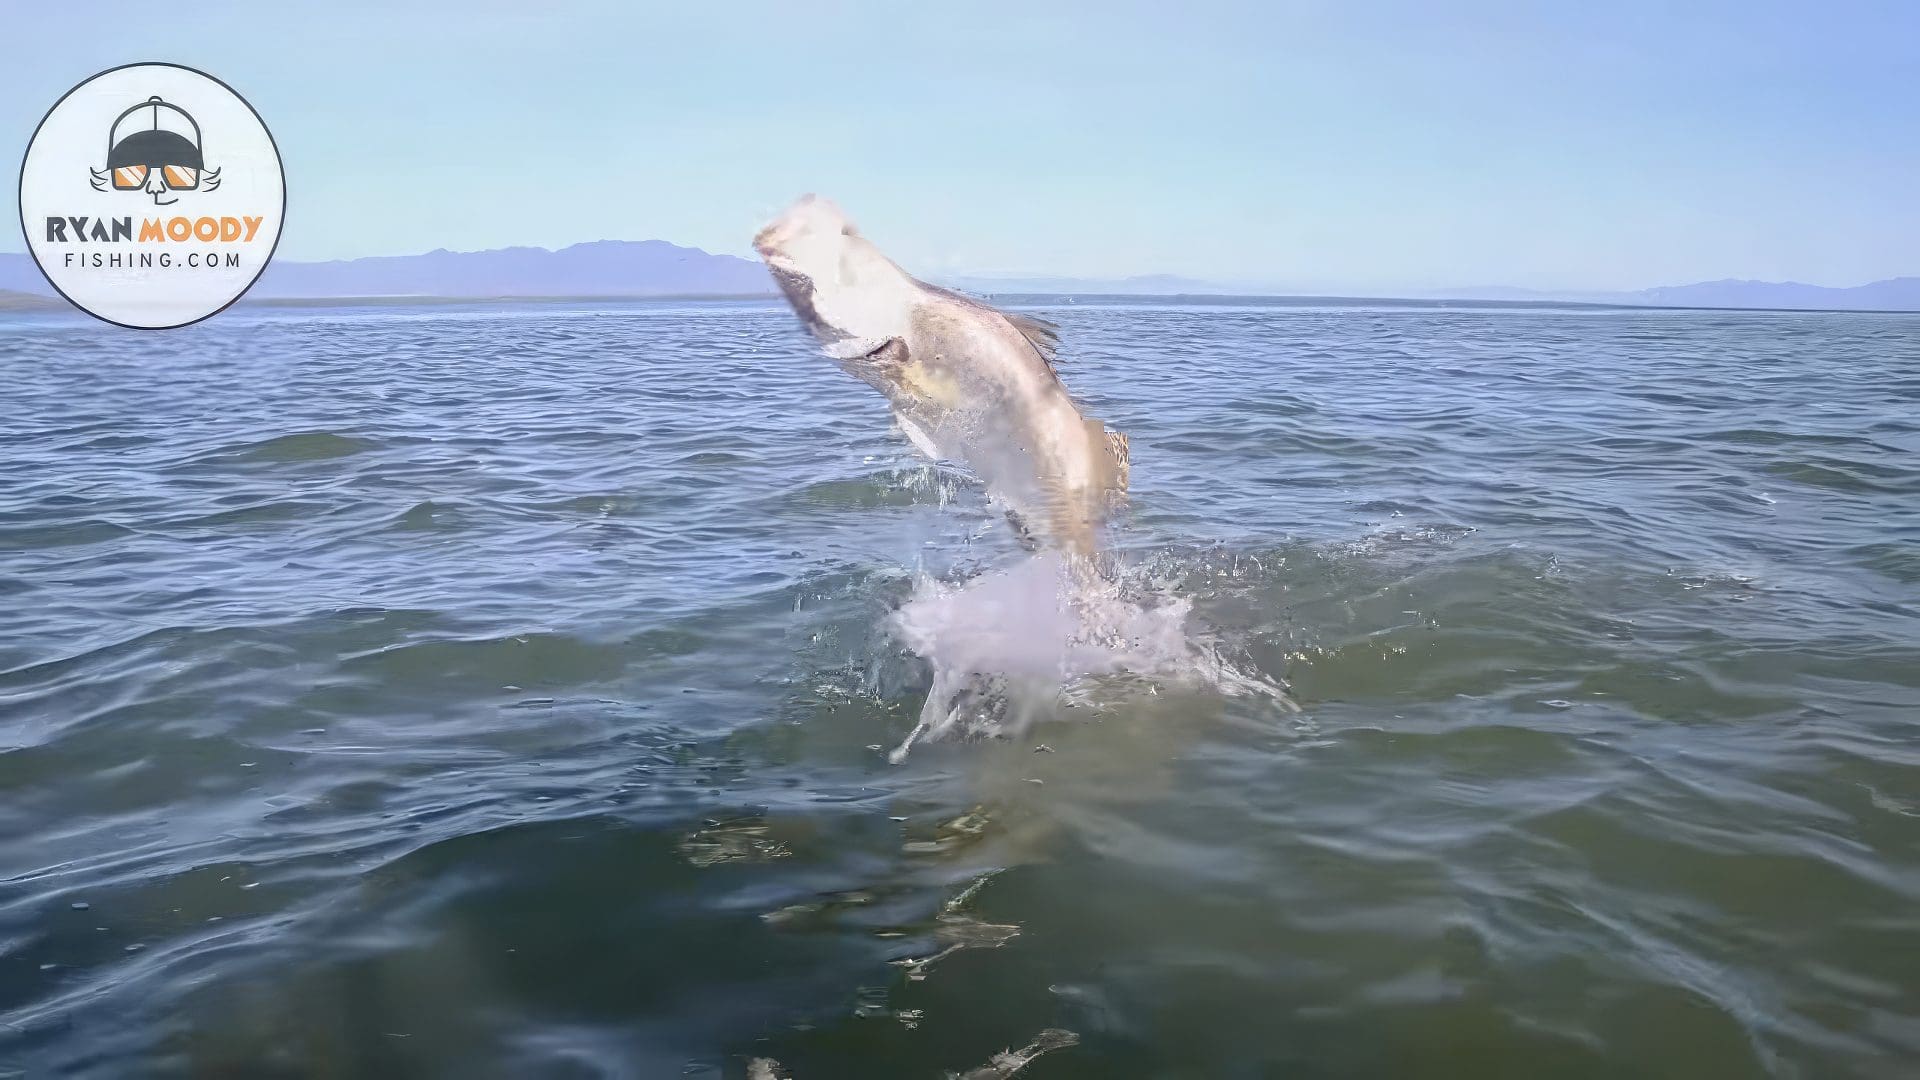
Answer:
[1086, 419, 1129, 494]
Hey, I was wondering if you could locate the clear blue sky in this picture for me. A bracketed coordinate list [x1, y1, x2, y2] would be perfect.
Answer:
[5, 2, 1915, 292]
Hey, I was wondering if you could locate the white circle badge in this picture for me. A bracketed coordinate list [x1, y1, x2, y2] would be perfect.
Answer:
[19, 63, 285, 329]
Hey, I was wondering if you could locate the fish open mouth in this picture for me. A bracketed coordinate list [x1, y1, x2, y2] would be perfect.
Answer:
[765, 264, 893, 363]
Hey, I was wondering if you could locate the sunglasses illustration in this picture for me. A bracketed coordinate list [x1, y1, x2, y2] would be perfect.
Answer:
[110, 164, 203, 190]
[89, 96, 221, 203]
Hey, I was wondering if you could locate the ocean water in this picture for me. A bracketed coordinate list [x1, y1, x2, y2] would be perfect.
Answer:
[1, 299, 1916, 1078]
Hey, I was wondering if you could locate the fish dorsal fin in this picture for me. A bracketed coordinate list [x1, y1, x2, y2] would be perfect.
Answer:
[1002, 313, 1061, 369]
[915, 280, 1063, 371]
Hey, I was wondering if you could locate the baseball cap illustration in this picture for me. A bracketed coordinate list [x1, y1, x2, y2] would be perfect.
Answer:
[88, 95, 222, 205]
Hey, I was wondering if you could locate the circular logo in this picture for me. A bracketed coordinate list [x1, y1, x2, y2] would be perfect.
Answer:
[18, 63, 284, 329]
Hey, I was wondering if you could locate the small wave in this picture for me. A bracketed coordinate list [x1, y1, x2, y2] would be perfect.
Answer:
[673, 450, 755, 467]
[158, 499, 334, 530]
[1845, 542, 1920, 585]
[783, 466, 967, 512]
[392, 499, 472, 531]
[338, 631, 633, 690]
[0, 518, 137, 550]
[1763, 458, 1916, 496]
[218, 431, 379, 463]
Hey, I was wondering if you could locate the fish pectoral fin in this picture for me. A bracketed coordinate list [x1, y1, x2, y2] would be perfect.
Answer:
[896, 412, 944, 460]
[1086, 418, 1130, 493]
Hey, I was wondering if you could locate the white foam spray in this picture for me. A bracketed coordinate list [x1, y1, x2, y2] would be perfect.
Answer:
[887, 549, 1288, 761]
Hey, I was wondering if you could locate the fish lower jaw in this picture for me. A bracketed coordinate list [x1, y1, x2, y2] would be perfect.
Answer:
[823, 337, 890, 361]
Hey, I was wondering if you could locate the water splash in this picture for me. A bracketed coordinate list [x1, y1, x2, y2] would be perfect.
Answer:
[887, 550, 1289, 761]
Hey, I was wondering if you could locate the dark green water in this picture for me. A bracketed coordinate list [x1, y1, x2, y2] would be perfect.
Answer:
[1, 301, 1916, 1078]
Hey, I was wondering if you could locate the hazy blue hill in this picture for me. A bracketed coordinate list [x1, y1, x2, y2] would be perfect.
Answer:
[1632, 277, 1920, 311]
[0, 288, 62, 310]
[251, 240, 774, 298]
[0, 255, 51, 296]
[0, 243, 773, 300]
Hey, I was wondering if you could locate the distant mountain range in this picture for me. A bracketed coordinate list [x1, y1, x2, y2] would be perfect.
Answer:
[252, 239, 773, 298]
[0, 288, 62, 310]
[0, 241, 774, 302]
[1629, 277, 1920, 310]
[1, 244, 1916, 311]
[1425, 278, 1920, 311]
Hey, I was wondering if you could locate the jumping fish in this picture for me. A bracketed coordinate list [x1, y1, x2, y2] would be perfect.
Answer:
[753, 196, 1128, 557]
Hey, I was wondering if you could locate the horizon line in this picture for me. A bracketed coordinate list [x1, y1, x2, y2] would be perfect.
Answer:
[0, 241, 1914, 298]
[5, 286, 1919, 320]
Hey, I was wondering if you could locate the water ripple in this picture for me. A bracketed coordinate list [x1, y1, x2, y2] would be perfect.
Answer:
[0, 301, 1916, 1076]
